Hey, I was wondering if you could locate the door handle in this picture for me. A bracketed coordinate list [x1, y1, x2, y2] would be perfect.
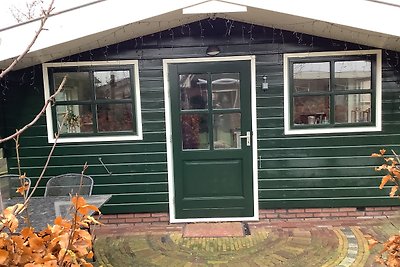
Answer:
[239, 131, 251, 147]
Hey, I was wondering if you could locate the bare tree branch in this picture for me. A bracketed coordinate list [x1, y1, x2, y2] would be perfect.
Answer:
[0, 0, 55, 79]
[0, 75, 67, 143]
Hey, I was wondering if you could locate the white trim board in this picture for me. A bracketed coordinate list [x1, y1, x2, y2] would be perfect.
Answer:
[163, 55, 259, 223]
[42, 60, 143, 143]
[283, 49, 382, 135]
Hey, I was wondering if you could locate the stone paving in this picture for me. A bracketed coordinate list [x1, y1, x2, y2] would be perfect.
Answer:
[93, 218, 400, 267]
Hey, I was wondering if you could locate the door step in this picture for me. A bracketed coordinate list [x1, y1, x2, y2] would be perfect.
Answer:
[183, 222, 251, 238]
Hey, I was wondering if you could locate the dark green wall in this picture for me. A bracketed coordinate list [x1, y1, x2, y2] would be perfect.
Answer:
[2, 19, 400, 214]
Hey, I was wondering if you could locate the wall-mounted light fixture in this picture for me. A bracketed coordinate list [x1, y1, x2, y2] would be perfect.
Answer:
[262, 76, 269, 91]
[206, 45, 221, 56]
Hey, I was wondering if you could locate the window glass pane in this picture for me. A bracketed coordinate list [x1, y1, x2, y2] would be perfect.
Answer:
[181, 114, 209, 150]
[56, 105, 93, 134]
[213, 113, 241, 149]
[54, 72, 91, 101]
[97, 103, 133, 132]
[335, 61, 371, 90]
[293, 96, 330, 125]
[212, 73, 240, 109]
[95, 70, 131, 100]
[334, 94, 371, 123]
[293, 62, 330, 92]
[180, 74, 208, 110]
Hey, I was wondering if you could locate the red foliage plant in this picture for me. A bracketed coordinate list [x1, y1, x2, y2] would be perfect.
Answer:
[0, 187, 101, 267]
[368, 149, 400, 266]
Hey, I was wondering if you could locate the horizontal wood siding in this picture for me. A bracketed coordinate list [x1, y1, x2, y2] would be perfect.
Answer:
[2, 18, 400, 214]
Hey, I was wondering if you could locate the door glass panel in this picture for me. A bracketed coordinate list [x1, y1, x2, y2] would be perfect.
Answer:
[53, 72, 91, 101]
[213, 113, 241, 149]
[293, 96, 330, 125]
[212, 73, 240, 109]
[180, 74, 208, 110]
[334, 94, 371, 123]
[56, 105, 93, 134]
[334, 61, 371, 90]
[293, 62, 330, 93]
[181, 114, 209, 150]
[95, 70, 131, 99]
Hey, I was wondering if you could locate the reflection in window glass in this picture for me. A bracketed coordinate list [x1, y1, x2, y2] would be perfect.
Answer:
[181, 114, 209, 150]
[335, 94, 371, 123]
[335, 61, 371, 90]
[56, 105, 93, 134]
[213, 113, 241, 149]
[293, 96, 330, 125]
[54, 72, 91, 101]
[180, 74, 208, 110]
[97, 103, 133, 132]
[293, 62, 330, 92]
[95, 71, 131, 99]
[211, 73, 240, 109]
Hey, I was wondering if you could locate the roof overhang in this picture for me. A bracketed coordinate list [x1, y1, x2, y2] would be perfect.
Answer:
[1, 0, 399, 70]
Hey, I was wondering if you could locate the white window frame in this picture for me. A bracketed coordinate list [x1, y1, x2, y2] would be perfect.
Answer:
[42, 60, 143, 143]
[284, 49, 382, 135]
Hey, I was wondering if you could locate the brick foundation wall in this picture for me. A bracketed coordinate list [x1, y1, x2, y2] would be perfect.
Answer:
[97, 207, 400, 227]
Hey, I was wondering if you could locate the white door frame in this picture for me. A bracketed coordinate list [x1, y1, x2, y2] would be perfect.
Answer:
[163, 55, 259, 223]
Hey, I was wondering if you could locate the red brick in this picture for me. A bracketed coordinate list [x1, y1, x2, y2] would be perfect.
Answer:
[305, 208, 322, 213]
[125, 218, 144, 223]
[159, 217, 169, 222]
[142, 217, 159, 222]
[339, 207, 356, 212]
[106, 219, 127, 224]
[296, 213, 314, 218]
[329, 212, 348, 217]
[134, 213, 151, 218]
[312, 213, 331, 218]
[275, 209, 287, 214]
[279, 214, 297, 219]
[304, 217, 322, 221]
[322, 208, 339, 212]
[117, 214, 134, 219]
[265, 214, 279, 219]
[288, 209, 305, 213]
[150, 221, 169, 226]
[365, 211, 383, 216]
[260, 209, 276, 214]
[101, 214, 118, 219]
[347, 212, 365, 216]
[151, 213, 168, 217]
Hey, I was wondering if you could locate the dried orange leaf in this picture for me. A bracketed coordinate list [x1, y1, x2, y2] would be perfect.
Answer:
[380, 149, 386, 155]
[372, 153, 383, 157]
[72, 196, 87, 209]
[367, 237, 379, 249]
[0, 249, 8, 265]
[77, 204, 99, 215]
[390, 186, 398, 197]
[20, 227, 34, 238]
[379, 174, 392, 189]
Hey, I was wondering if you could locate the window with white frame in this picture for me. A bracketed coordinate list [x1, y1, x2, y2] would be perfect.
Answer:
[43, 61, 142, 143]
[284, 50, 381, 135]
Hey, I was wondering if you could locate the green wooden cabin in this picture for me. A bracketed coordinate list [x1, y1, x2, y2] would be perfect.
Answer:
[1, 1, 400, 223]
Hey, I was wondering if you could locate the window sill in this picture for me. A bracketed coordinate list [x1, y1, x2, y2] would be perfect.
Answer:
[47, 134, 143, 143]
[284, 125, 381, 135]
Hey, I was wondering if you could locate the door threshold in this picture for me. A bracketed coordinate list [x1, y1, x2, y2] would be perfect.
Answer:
[170, 216, 259, 224]
[182, 221, 251, 238]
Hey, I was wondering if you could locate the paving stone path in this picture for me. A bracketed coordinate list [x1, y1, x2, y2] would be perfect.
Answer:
[94, 226, 374, 267]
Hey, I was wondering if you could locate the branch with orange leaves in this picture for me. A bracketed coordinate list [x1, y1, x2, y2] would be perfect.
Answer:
[0, 0, 55, 79]
[371, 149, 400, 197]
[0, 75, 67, 144]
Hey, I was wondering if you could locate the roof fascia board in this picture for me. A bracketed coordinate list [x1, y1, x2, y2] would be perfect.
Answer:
[226, 0, 400, 37]
[0, 0, 204, 63]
